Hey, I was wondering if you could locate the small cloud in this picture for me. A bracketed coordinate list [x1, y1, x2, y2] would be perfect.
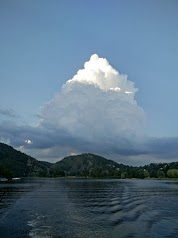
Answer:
[0, 106, 16, 118]
[125, 91, 133, 94]
[25, 139, 33, 144]
[70, 152, 77, 156]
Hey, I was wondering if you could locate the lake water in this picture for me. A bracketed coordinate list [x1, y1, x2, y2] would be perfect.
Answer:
[0, 178, 178, 238]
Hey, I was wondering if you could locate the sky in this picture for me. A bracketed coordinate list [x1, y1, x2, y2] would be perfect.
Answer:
[0, 0, 178, 165]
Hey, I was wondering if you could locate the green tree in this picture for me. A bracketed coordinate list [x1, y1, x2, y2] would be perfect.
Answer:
[0, 165, 12, 179]
[157, 169, 165, 178]
[167, 169, 178, 178]
[121, 172, 127, 179]
[144, 170, 150, 178]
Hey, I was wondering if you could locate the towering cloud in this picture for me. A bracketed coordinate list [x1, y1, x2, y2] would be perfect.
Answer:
[40, 54, 145, 146]
[1, 54, 178, 165]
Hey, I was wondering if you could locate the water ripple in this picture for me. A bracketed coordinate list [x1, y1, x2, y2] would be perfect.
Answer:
[1, 179, 178, 238]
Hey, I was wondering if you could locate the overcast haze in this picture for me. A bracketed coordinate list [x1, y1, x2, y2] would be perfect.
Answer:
[0, 0, 178, 165]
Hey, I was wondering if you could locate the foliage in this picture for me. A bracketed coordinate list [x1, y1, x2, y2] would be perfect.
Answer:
[157, 169, 165, 178]
[1, 142, 178, 179]
[0, 164, 12, 179]
[167, 169, 178, 178]
[121, 172, 127, 179]
[52, 153, 127, 178]
[0, 143, 51, 178]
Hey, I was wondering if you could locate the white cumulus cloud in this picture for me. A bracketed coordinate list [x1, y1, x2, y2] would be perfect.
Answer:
[64, 54, 137, 96]
[2, 54, 178, 165]
[40, 54, 145, 145]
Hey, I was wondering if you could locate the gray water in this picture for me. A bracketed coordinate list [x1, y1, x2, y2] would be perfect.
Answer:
[0, 178, 178, 238]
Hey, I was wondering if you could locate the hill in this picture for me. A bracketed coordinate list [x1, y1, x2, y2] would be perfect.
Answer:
[1, 142, 178, 179]
[52, 153, 130, 177]
[52, 154, 178, 178]
[0, 143, 51, 178]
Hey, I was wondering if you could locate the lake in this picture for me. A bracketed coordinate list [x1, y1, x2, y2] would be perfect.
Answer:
[0, 178, 178, 238]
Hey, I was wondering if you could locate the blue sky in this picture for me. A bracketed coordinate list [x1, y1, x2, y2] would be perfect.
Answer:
[0, 0, 178, 165]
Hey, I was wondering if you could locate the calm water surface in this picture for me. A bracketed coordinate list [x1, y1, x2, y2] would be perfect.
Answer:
[0, 178, 178, 238]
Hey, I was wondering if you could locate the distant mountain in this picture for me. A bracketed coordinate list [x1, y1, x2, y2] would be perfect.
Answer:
[0, 143, 51, 178]
[52, 153, 178, 178]
[52, 153, 130, 177]
[1, 142, 178, 179]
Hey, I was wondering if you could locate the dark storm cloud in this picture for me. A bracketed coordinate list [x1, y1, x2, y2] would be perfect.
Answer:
[0, 120, 178, 165]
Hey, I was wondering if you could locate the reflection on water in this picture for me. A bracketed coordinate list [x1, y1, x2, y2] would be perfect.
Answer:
[0, 178, 178, 238]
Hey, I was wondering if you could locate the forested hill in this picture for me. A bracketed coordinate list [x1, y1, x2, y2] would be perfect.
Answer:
[1, 142, 178, 179]
[0, 143, 51, 178]
[52, 153, 178, 178]
[52, 153, 130, 177]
